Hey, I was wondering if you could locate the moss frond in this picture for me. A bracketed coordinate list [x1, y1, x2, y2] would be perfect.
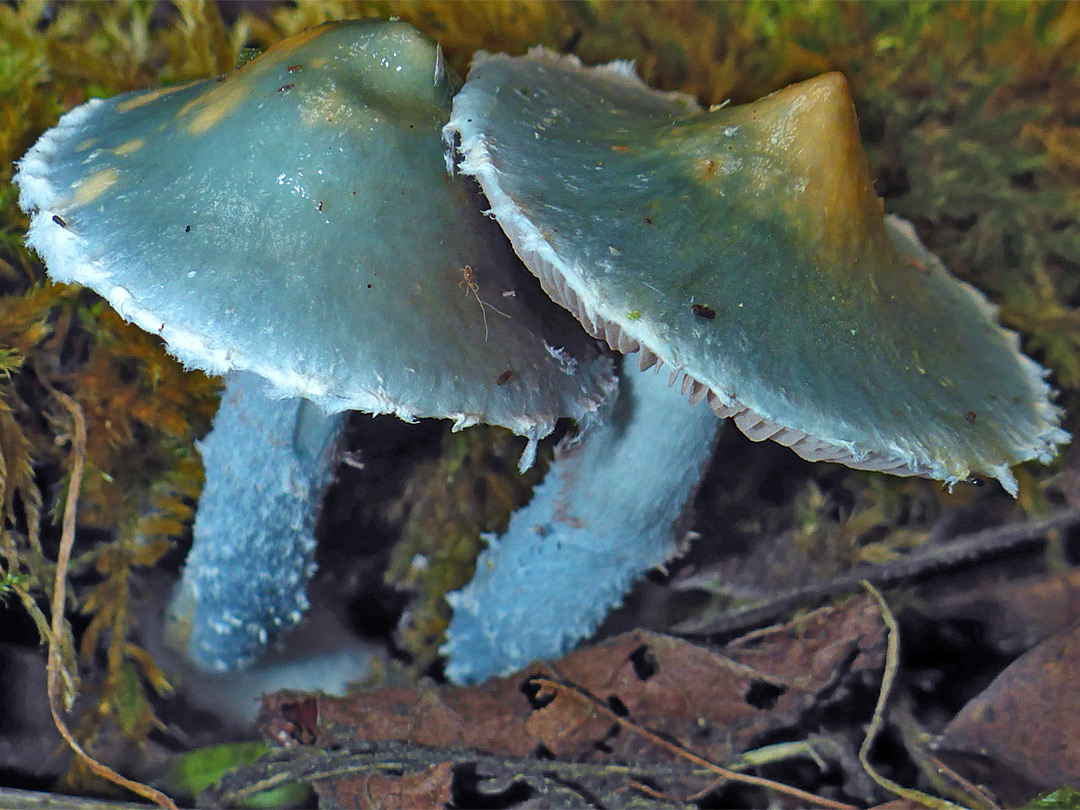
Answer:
[385, 426, 546, 672]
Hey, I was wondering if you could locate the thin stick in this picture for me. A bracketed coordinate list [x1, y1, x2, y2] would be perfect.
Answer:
[858, 581, 967, 810]
[533, 674, 858, 810]
[925, 747, 1001, 809]
[0, 786, 155, 809]
[626, 779, 680, 803]
[681, 508, 1080, 637]
[47, 389, 178, 810]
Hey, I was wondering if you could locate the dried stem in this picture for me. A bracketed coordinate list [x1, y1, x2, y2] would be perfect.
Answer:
[682, 508, 1080, 637]
[858, 581, 970, 810]
[46, 389, 178, 810]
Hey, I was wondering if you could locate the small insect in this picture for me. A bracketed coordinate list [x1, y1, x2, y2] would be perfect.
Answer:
[461, 264, 478, 292]
[691, 302, 716, 320]
[52, 214, 68, 228]
[460, 264, 510, 340]
[496, 369, 514, 386]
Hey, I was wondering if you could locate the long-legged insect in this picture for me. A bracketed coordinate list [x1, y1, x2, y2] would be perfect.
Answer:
[460, 264, 510, 340]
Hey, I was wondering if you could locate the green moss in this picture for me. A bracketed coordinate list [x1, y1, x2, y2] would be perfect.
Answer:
[169, 741, 312, 808]
[384, 426, 546, 671]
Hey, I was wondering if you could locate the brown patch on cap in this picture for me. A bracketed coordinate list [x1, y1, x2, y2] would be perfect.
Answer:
[115, 81, 198, 113]
[695, 157, 718, 180]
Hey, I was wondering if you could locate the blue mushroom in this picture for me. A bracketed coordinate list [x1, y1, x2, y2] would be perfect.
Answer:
[439, 48, 1069, 680]
[15, 21, 614, 672]
[444, 355, 721, 683]
[15, 24, 1068, 683]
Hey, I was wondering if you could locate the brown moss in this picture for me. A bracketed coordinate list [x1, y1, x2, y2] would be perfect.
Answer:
[385, 425, 547, 673]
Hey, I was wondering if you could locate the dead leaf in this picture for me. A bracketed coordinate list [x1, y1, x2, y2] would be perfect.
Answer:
[925, 568, 1080, 655]
[265, 679, 538, 757]
[935, 621, 1080, 805]
[261, 594, 884, 771]
[522, 593, 885, 763]
[314, 760, 454, 809]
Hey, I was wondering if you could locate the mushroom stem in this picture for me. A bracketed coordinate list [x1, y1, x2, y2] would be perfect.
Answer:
[443, 355, 721, 684]
[164, 371, 347, 672]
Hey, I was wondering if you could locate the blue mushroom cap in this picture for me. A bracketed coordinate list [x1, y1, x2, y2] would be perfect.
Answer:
[447, 49, 1068, 493]
[15, 23, 615, 462]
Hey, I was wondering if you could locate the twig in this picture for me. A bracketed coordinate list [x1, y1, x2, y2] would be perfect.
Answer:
[625, 779, 681, 804]
[925, 751, 1000, 810]
[858, 581, 966, 810]
[46, 390, 178, 810]
[533, 674, 858, 810]
[681, 508, 1080, 637]
[685, 740, 830, 802]
[0, 785, 156, 809]
[892, 695, 1000, 808]
[209, 740, 715, 807]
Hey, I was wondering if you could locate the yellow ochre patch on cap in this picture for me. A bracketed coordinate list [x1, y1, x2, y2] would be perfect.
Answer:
[741, 73, 889, 266]
[259, 23, 335, 61]
[668, 72, 891, 279]
[178, 80, 249, 135]
[68, 167, 119, 208]
[176, 24, 340, 136]
[111, 138, 145, 156]
[116, 81, 198, 113]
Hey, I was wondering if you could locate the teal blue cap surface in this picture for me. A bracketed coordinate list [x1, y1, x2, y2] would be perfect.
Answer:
[447, 48, 1067, 493]
[16, 23, 615, 465]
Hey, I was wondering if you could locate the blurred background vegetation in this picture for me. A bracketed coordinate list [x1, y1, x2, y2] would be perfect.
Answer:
[0, 0, 1077, 801]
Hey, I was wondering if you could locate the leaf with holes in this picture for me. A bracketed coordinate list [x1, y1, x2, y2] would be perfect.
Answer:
[259, 594, 885, 798]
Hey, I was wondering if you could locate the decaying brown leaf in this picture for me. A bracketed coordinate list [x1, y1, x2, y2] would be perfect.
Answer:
[935, 621, 1080, 805]
[314, 760, 454, 810]
[258, 595, 885, 806]
[926, 567, 1080, 655]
